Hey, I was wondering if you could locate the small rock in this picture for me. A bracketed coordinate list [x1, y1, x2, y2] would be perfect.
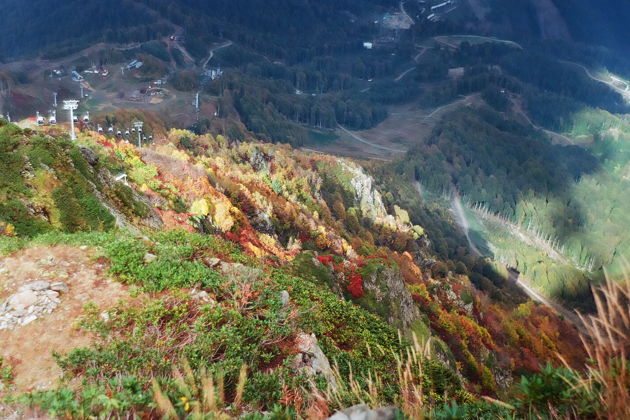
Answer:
[100, 312, 110, 322]
[279, 290, 290, 307]
[50, 282, 69, 293]
[45, 290, 60, 299]
[11, 309, 27, 318]
[27, 281, 51, 291]
[205, 257, 221, 268]
[144, 253, 158, 263]
[79, 147, 99, 166]
[9, 290, 38, 308]
[40, 256, 56, 266]
[327, 405, 398, 420]
[21, 315, 38, 325]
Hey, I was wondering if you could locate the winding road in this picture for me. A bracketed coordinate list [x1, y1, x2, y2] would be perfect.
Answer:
[445, 189, 589, 336]
[560, 60, 630, 104]
[512, 101, 577, 146]
[203, 41, 234, 70]
[395, 67, 416, 82]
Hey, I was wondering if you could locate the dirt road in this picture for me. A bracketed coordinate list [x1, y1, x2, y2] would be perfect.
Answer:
[337, 124, 406, 154]
[560, 60, 630, 104]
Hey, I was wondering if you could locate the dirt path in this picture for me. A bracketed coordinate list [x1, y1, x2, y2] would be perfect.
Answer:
[400, 0, 415, 24]
[445, 192, 589, 335]
[414, 46, 427, 63]
[0, 246, 129, 393]
[511, 98, 578, 146]
[203, 41, 234, 70]
[560, 60, 630, 104]
[424, 95, 475, 119]
[434, 35, 523, 50]
[509, 271, 588, 336]
[395, 67, 416, 82]
[337, 124, 406, 154]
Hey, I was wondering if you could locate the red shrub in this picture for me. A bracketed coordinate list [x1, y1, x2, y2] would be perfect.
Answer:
[347, 273, 364, 298]
[225, 232, 240, 243]
[354, 257, 367, 268]
[98, 139, 115, 149]
[317, 255, 334, 265]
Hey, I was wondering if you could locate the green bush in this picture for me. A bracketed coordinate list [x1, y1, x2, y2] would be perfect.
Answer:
[105, 231, 253, 292]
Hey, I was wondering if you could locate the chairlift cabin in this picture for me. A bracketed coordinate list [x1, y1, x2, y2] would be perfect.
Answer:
[108, 126, 114, 133]
[48, 112, 57, 125]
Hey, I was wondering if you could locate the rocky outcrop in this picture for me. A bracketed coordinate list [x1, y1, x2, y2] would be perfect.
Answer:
[292, 332, 337, 389]
[81, 146, 164, 232]
[339, 161, 422, 237]
[341, 162, 388, 222]
[0, 281, 69, 330]
[362, 266, 420, 331]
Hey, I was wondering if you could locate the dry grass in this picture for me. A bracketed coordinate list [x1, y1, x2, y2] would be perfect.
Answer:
[576, 271, 630, 419]
[321, 333, 431, 419]
[152, 361, 246, 420]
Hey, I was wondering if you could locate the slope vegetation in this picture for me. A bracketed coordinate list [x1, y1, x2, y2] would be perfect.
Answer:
[0, 119, 591, 418]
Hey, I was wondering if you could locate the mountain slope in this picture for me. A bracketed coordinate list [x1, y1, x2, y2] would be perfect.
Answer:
[0, 119, 591, 418]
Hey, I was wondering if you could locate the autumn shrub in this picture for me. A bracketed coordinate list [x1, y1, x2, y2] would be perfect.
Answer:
[347, 273, 365, 298]
[111, 183, 151, 218]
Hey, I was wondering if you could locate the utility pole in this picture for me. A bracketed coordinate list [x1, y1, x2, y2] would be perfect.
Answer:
[80, 85, 84, 98]
[133, 121, 143, 148]
[63, 100, 79, 140]
[53, 92, 58, 108]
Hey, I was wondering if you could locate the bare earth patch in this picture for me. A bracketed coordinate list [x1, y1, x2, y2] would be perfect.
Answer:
[0, 246, 127, 394]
